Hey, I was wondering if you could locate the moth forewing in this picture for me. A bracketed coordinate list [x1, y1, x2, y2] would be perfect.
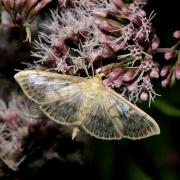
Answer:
[14, 70, 85, 104]
[39, 83, 85, 125]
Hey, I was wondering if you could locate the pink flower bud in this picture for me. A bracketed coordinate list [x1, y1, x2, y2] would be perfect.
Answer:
[47, 49, 58, 63]
[109, 68, 123, 80]
[127, 13, 141, 26]
[96, 64, 121, 75]
[127, 81, 137, 91]
[112, 0, 124, 9]
[113, 77, 123, 88]
[150, 66, 159, 79]
[122, 70, 135, 81]
[14, 0, 25, 11]
[4, 111, 17, 125]
[95, 19, 120, 33]
[151, 35, 160, 49]
[103, 78, 111, 86]
[58, 0, 71, 7]
[161, 74, 171, 87]
[164, 51, 176, 60]
[160, 65, 171, 77]
[175, 62, 180, 79]
[94, 11, 108, 18]
[28, 2, 42, 20]
[2, 0, 13, 11]
[99, 33, 115, 45]
[173, 30, 180, 39]
[25, 0, 37, 12]
[137, 9, 146, 17]
[28, 0, 52, 20]
[140, 91, 148, 101]
[110, 42, 126, 52]
[136, 31, 146, 42]
[101, 46, 114, 58]
[53, 39, 68, 55]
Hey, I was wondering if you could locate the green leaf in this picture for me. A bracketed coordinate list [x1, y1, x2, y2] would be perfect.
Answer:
[153, 99, 180, 117]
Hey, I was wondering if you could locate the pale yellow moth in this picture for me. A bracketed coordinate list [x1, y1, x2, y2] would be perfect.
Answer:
[14, 70, 160, 140]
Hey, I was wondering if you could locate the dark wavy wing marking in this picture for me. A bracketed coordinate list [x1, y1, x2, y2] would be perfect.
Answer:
[14, 70, 85, 104]
[108, 89, 160, 139]
[82, 96, 123, 140]
[40, 85, 84, 124]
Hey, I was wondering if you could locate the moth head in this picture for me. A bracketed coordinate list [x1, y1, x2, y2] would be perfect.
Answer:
[85, 73, 105, 89]
[94, 73, 105, 80]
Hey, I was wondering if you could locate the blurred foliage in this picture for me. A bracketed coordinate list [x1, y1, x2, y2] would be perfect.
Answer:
[153, 99, 180, 117]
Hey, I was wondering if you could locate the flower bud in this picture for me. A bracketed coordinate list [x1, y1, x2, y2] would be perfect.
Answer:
[4, 111, 17, 129]
[95, 19, 120, 33]
[164, 51, 176, 60]
[140, 91, 148, 101]
[28, 0, 52, 20]
[96, 63, 120, 74]
[136, 31, 146, 42]
[137, 9, 146, 17]
[101, 46, 114, 59]
[53, 39, 68, 55]
[25, 0, 37, 12]
[127, 81, 137, 91]
[160, 65, 171, 77]
[99, 33, 115, 45]
[161, 74, 171, 87]
[151, 35, 160, 49]
[175, 62, 180, 79]
[108, 68, 123, 80]
[94, 11, 108, 18]
[28, 2, 42, 20]
[58, 0, 71, 7]
[173, 30, 180, 39]
[2, 0, 13, 11]
[14, 0, 25, 11]
[112, 0, 124, 9]
[150, 66, 159, 79]
[113, 77, 123, 88]
[103, 78, 111, 86]
[122, 70, 135, 81]
[110, 42, 126, 52]
[128, 13, 141, 26]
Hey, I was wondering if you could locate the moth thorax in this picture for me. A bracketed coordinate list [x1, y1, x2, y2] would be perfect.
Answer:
[88, 77, 105, 90]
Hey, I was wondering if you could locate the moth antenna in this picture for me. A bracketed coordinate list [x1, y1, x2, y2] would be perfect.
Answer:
[91, 63, 95, 77]
[84, 67, 90, 77]
[98, 46, 103, 76]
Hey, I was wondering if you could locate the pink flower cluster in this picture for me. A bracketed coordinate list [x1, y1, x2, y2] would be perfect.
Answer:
[0, 0, 52, 41]
[0, 93, 86, 171]
[31, 0, 180, 105]
[0, 94, 39, 170]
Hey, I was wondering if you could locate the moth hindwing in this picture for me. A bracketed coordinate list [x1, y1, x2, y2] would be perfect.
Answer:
[14, 70, 160, 140]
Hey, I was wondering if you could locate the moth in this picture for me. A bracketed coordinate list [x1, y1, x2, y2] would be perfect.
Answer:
[14, 70, 160, 140]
